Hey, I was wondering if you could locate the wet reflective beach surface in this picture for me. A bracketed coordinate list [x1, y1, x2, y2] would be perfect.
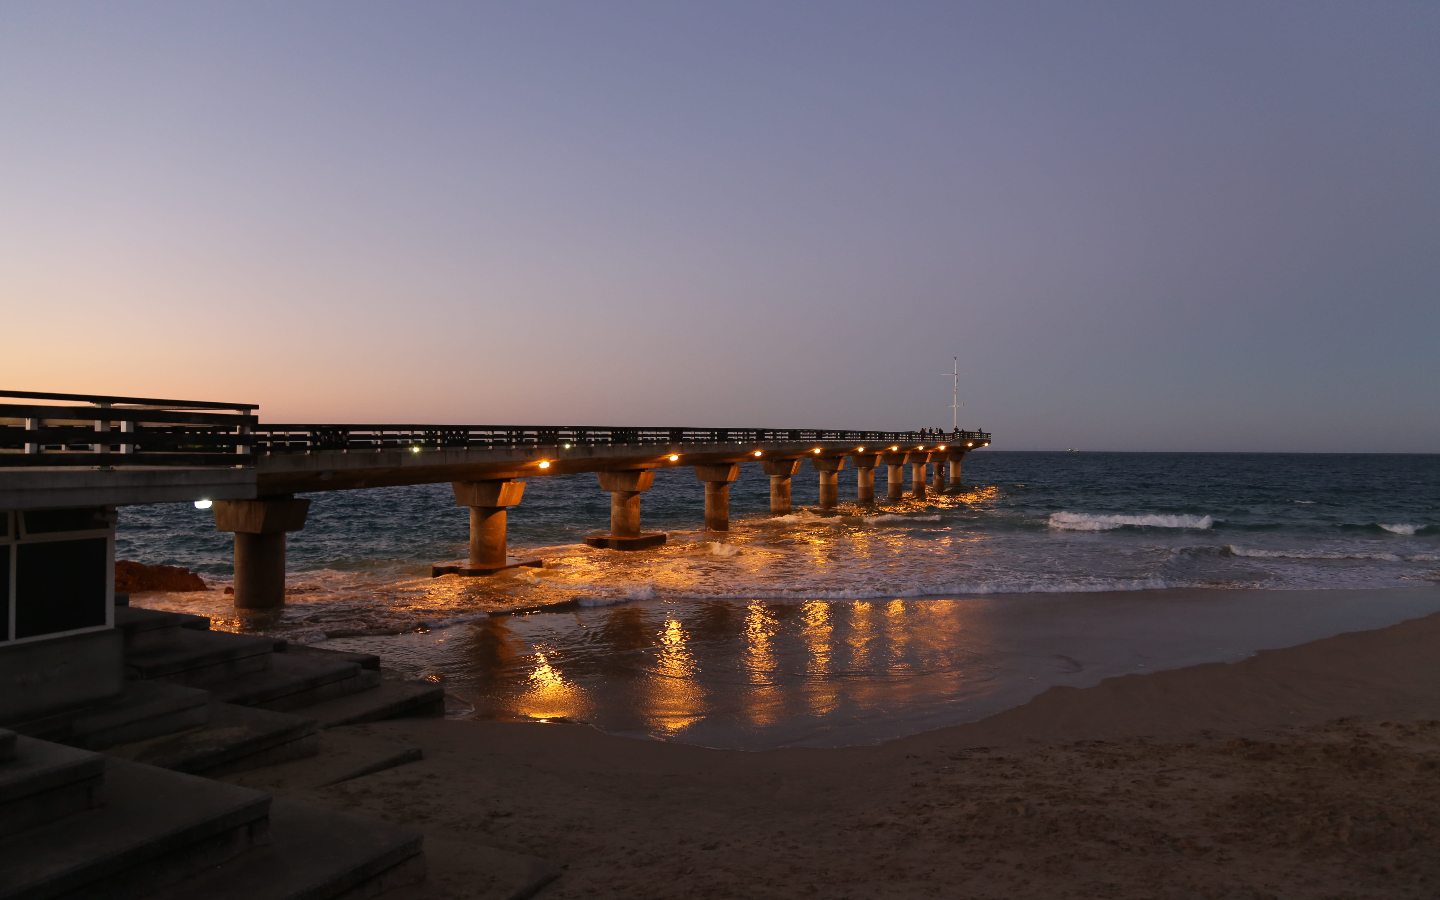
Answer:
[121, 452, 1440, 748]
[320, 587, 1440, 750]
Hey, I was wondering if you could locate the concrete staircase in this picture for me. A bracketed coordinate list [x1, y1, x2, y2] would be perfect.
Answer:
[0, 727, 424, 900]
[100, 607, 444, 777]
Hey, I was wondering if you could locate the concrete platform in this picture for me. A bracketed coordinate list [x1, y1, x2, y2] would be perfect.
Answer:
[431, 557, 542, 577]
[0, 734, 105, 839]
[582, 533, 666, 551]
[142, 797, 424, 900]
[209, 655, 376, 713]
[125, 629, 275, 686]
[105, 702, 317, 777]
[300, 680, 446, 729]
[10, 680, 212, 751]
[0, 759, 270, 900]
[279, 644, 381, 671]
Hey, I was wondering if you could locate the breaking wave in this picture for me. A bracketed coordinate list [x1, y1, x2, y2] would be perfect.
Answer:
[1225, 545, 1404, 562]
[1049, 512, 1214, 531]
[862, 514, 943, 525]
[1380, 523, 1421, 535]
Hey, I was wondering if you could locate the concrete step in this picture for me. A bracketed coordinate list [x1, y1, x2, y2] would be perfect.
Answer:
[302, 680, 446, 729]
[0, 759, 271, 900]
[105, 703, 317, 778]
[211, 655, 378, 713]
[126, 629, 274, 686]
[114, 606, 187, 653]
[11, 681, 212, 751]
[222, 730, 423, 792]
[280, 644, 381, 671]
[144, 798, 424, 900]
[0, 735, 105, 840]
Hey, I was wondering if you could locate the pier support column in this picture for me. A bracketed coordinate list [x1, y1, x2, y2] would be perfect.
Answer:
[213, 496, 311, 610]
[932, 450, 948, 493]
[910, 453, 930, 499]
[762, 459, 802, 515]
[693, 464, 741, 531]
[812, 456, 846, 510]
[585, 470, 666, 550]
[947, 450, 966, 491]
[881, 451, 908, 501]
[433, 480, 542, 577]
[851, 453, 881, 505]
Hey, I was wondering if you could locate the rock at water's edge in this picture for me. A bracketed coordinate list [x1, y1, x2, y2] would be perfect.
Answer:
[115, 560, 208, 593]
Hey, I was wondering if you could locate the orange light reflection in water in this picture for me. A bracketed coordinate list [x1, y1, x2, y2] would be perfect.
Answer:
[801, 600, 838, 717]
[643, 616, 704, 736]
[519, 650, 588, 721]
[743, 601, 782, 727]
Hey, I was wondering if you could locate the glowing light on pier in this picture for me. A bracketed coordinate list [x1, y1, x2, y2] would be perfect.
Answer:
[193, 499, 212, 509]
[753, 450, 762, 456]
[538, 460, 551, 469]
[669, 454, 679, 461]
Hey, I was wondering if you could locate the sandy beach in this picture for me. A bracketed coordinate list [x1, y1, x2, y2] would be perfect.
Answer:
[223, 600, 1440, 899]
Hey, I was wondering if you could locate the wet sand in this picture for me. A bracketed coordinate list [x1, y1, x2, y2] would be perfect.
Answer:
[250, 603, 1440, 898]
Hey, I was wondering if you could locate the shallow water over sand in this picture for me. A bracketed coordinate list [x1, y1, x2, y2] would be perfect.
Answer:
[121, 452, 1440, 748]
[318, 587, 1440, 749]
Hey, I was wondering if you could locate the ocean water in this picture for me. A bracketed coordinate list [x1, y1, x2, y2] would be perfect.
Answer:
[120, 452, 1440, 748]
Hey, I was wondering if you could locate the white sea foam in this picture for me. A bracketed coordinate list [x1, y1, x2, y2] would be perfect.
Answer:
[863, 514, 943, 525]
[1226, 545, 1403, 562]
[708, 542, 743, 557]
[1049, 512, 1214, 531]
[578, 596, 630, 608]
[664, 576, 1175, 601]
[1380, 523, 1420, 535]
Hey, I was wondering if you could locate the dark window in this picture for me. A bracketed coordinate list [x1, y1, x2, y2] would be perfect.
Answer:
[0, 545, 9, 641]
[15, 538, 108, 638]
[23, 508, 111, 535]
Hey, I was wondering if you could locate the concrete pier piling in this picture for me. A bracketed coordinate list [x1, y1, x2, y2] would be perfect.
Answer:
[213, 496, 311, 609]
[881, 450, 908, 501]
[433, 480, 542, 576]
[693, 464, 741, 531]
[851, 452, 881, 505]
[812, 456, 846, 509]
[762, 459, 802, 514]
[910, 453, 930, 499]
[585, 470, 666, 550]
[947, 450, 965, 491]
[932, 450, 948, 493]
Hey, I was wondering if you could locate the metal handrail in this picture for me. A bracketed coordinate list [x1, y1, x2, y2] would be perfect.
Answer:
[1, 390, 256, 467]
[0, 391, 992, 467]
[250, 425, 993, 453]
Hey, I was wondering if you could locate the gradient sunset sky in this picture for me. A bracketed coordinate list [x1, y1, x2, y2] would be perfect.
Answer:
[3, 2, 1437, 451]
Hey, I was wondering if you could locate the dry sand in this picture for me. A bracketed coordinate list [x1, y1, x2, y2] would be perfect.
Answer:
[247, 606, 1440, 899]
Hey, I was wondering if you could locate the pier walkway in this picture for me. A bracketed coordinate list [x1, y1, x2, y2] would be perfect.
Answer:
[2, 391, 991, 608]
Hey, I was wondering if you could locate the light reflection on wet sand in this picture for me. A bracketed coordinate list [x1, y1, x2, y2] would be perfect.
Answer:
[324, 587, 1440, 750]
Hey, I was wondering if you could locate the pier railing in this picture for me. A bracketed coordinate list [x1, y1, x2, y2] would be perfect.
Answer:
[249, 425, 992, 453]
[0, 390, 257, 467]
[1, 391, 990, 467]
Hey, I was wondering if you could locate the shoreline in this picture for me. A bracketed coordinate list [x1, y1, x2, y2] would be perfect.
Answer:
[233, 598, 1440, 898]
